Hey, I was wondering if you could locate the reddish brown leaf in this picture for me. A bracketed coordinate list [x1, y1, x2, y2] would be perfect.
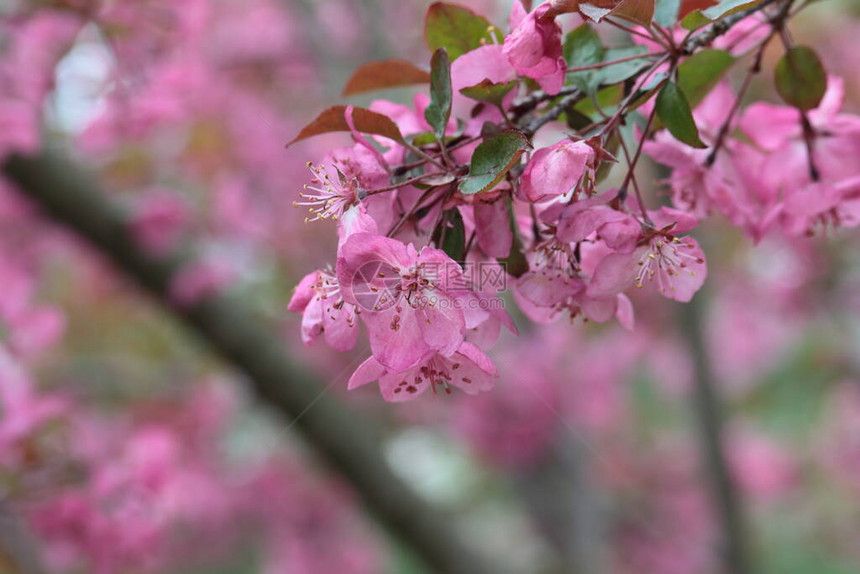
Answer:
[611, 0, 655, 26]
[342, 60, 431, 96]
[575, 0, 654, 25]
[678, 0, 718, 19]
[286, 106, 405, 148]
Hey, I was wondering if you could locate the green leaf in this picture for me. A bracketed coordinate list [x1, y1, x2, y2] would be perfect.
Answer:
[638, 49, 732, 129]
[774, 46, 827, 111]
[564, 107, 595, 131]
[424, 2, 494, 61]
[432, 208, 467, 263]
[459, 80, 517, 107]
[459, 131, 531, 195]
[677, 49, 735, 108]
[656, 81, 707, 148]
[574, 84, 624, 117]
[498, 199, 529, 278]
[628, 72, 668, 111]
[564, 24, 605, 94]
[595, 129, 621, 184]
[680, 9, 712, 30]
[424, 49, 453, 138]
[342, 60, 431, 96]
[595, 45, 651, 85]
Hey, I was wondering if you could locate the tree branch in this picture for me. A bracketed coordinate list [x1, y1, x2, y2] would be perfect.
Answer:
[2, 150, 509, 574]
[682, 0, 784, 54]
[678, 294, 752, 574]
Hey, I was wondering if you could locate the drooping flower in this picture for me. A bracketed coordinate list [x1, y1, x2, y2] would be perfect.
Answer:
[503, 2, 567, 95]
[288, 269, 359, 352]
[348, 342, 497, 402]
[337, 233, 481, 371]
[519, 139, 594, 202]
[590, 208, 707, 303]
[632, 235, 707, 302]
[514, 239, 634, 328]
[473, 197, 513, 258]
[554, 194, 640, 253]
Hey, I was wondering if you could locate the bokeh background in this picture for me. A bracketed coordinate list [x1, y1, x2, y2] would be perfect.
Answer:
[2, 1, 860, 573]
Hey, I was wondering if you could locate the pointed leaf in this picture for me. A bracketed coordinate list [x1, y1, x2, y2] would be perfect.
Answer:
[677, 49, 735, 108]
[656, 81, 707, 148]
[774, 46, 827, 111]
[424, 49, 453, 139]
[432, 208, 467, 263]
[459, 80, 518, 106]
[680, 9, 712, 29]
[498, 199, 529, 277]
[424, 2, 494, 61]
[564, 24, 605, 93]
[342, 60, 431, 96]
[286, 106, 404, 147]
[459, 131, 531, 195]
[611, 0, 656, 26]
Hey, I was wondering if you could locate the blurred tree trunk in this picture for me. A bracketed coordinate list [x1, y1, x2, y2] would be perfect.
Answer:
[680, 294, 753, 574]
[516, 435, 606, 574]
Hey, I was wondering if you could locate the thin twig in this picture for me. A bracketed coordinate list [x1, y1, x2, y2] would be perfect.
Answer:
[566, 51, 660, 74]
[522, 90, 587, 136]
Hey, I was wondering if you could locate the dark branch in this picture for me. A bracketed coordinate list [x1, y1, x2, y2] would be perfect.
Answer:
[682, 0, 785, 54]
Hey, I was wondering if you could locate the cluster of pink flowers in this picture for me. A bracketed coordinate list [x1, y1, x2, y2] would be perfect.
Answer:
[647, 78, 860, 241]
[287, 0, 860, 404]
[288, 2, 720, 400]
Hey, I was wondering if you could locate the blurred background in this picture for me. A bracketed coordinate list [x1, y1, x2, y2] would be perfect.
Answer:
[2, 1, 860, 573]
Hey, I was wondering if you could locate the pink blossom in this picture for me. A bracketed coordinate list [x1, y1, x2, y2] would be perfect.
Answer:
[338, 233, 505, 371]
[520, 139, 594, 202]
[474, 197, 513, 258]
[554, 194, 640, 253]
[502, 2, 567, 95]
[513, 239, 634, 328]
[287, 268, 359, 352]
[589, 208, 707, 302]
[348, 342, 497, 401]
[451, 44, 518, 94]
